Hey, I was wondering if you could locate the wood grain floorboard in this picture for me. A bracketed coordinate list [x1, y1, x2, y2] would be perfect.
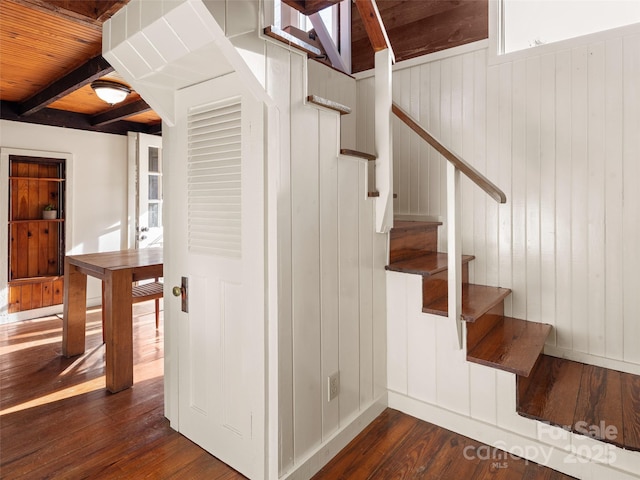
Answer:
[313, 410, 576, 480]
[621, 371, 640, 451]
[365, 421, 447, 478]
[518, 355, 583, 427]
[574, 365, 624, 447]
[0, 306, 244, 480]
[311, 408, 417, 479]
[471, 446, 527, 479]
[2, 308, 576, 479]
[418, 432, 487, 478]
[518, 354, 640, 452]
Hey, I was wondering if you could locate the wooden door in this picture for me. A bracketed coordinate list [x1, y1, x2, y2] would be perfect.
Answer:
[169, 73, 266, 479]
[128, 133, 163, 249]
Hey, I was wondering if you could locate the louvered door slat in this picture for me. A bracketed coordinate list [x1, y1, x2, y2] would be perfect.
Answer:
[187, 98, 242, 258]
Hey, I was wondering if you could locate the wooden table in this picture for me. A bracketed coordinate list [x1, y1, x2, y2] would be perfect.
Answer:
[62, 249, 163, 393]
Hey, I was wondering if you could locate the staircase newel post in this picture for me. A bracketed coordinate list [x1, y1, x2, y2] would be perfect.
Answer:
[374, 48, 393, 234]
[447, 163, 463, 349]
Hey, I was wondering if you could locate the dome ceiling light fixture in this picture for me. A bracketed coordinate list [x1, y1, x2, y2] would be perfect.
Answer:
[90, 79, 131, 105]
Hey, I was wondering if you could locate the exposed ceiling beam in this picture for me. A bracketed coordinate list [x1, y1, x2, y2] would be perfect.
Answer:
[94, 0, 130, 23]
[6, 0, 101, 28]
[1, 101, 154, 136]
[18, 55, 114, 116]
[147, 123, 162, 136]
[91, 99, 152, 126]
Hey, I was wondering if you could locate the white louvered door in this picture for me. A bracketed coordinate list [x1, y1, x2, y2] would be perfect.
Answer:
[172, 73, 265, 479]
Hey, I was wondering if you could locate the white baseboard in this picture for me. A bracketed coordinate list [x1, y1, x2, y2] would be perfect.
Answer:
[279, 395, 388, 480]
[543, 345, 640, 376]
[1, 305, 63, 324]
[0, 296, 102, 325]
[388, 390, 640, 480]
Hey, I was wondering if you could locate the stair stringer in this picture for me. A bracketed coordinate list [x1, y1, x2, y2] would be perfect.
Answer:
[386, 270, 640, 479]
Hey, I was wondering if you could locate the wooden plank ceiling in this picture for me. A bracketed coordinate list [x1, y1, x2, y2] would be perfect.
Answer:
[0, 0, 161, 135]
[1, 0, 489, 132]
[351, 0, 488, 73]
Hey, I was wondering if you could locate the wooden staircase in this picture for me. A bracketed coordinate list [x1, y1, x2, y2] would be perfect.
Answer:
[303, 93, 382, 199]
[386, 220, 552, 377]
[266, 6, 640, 471]
[386, 220, 640, 454]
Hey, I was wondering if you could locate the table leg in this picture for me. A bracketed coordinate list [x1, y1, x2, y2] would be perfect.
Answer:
[62, 261, 87, 357]
[104, 268, 134, 393]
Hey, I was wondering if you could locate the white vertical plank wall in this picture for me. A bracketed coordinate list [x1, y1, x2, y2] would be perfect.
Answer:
[290, 51, 323, 462]
[604, 37, 624, 361]
[356, 28, 640, 479]
[622, 33, 640, 366]
[268, 48, 387, 477]
[360, 30, 640, 371]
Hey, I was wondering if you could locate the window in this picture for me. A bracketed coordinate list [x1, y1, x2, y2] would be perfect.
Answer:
[500, 0, 640, 54]
[303, 6, 338, 44]
[147, 147, 162, 229]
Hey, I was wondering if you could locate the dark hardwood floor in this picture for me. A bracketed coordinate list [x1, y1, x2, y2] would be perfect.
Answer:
[0, 304, 244, 480]
[313, 409, 576, 480]
[1, 305, 574, 479]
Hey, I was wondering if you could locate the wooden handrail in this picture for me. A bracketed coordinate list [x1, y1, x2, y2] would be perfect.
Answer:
[392, 103, 507, 204]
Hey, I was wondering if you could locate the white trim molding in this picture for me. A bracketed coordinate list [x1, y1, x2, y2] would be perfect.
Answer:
[279, 396, 387, 480]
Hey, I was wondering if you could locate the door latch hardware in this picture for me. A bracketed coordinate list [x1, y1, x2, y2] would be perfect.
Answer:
[172, 277, 188, 313]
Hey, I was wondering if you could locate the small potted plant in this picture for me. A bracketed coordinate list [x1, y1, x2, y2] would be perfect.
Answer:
[42, 203, 57, 220]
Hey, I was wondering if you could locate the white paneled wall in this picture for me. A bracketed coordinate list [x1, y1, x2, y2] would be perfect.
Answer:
[359, 29, 640, 370]
[308, 60, 357, 150]
[266, 46, 387, 476]
[356, 27, 640, 480]
[0, 121, 129, 319]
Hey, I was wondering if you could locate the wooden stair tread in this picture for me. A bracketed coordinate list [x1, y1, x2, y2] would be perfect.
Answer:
[386, 252, 475, 276]
[517, 355, 640, 451]
[340, 149, 376, 161]
[517, 355, 584, 427]
[423, 284, 511, 322]
[306, 95, 351, 115]
[466, 317, 552, 377]
[264, 25, 322, 56]
[392, 220, 442, 232]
